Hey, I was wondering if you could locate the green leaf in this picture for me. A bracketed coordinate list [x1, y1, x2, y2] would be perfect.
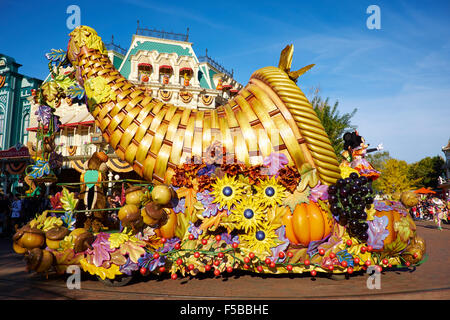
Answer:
[175, 213, 190, 240]
[282, 188, 310, 212]
[60, 187, 78, 212]
[382, 235, 408, 258]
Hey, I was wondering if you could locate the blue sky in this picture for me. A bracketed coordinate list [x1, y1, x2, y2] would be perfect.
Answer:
[1, 0, 449, 163]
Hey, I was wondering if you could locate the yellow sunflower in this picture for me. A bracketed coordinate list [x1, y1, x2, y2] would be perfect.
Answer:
[210, 175, 246, 210]
[229, 197, 264, 233]
[255, 177, 286, 208]
[240, 221, 281, 255]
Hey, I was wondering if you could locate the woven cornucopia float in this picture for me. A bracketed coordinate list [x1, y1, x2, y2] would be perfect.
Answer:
[12, 26, 426, 284]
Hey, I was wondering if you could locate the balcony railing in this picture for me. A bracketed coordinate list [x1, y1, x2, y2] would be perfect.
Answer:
[136, 21, 189, 42]
[198, 54, 233, 77]
[105, 36, 127, 56]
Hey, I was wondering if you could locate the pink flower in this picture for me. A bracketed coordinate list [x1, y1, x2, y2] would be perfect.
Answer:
[263, 153, 289, 177]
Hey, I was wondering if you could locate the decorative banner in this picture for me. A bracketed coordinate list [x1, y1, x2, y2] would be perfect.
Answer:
[179, 90, 193, 104]
[70, 157, 133, 173]
[0, 75, 5, 88]
[201, 94, 214, 106]
[159, 90, 172, 102]
[0, 145, 30, 159]
[5, 162, 28, 175]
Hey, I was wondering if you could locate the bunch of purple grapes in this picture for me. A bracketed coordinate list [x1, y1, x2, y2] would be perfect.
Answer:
[327, 172, 374, 242]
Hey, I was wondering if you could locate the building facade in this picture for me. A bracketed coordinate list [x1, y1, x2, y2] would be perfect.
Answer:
[0, 53, 42, 193]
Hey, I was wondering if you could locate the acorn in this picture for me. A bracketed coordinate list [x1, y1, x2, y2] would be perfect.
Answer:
[26, 248, 55, 273]
[141, 202, 168, 227]
[151, 185, 172, 206]
[14, 225, 45, 250]
[73, 231, 95, 253]
[402, 235, 426, 264]
[45, 226, 70, 250]
[12, 241, 28, 254]
[125, 186, 145, 206]
[118, 204, 143, 229]
[400, 191, 419, 208]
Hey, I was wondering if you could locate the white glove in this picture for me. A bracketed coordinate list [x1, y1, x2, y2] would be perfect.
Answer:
[377, 143, 383, 151]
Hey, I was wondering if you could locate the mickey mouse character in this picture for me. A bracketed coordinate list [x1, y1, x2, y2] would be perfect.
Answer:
[341, 131, 383, 181]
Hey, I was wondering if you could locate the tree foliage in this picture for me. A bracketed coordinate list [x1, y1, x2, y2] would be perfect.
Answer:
[374, 158, 421, 194]
[407, 156, 445, 189]
[310, 89, 357, 159]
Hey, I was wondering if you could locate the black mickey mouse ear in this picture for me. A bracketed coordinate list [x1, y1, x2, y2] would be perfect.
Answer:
[343, 132, 352, 141]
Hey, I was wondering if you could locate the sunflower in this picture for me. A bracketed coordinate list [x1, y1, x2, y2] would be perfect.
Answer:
[210, 175, 246, 210]
[255, 177, 287, 209]
[229, 197, 265, 233]
[240, 221, 281, 255]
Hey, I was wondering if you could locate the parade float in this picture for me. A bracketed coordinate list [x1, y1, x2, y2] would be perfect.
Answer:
[12, 26, 427, 286]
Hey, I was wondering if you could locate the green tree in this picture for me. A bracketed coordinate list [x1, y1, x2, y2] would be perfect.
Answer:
[374, 158, 421, 194]
[366, 150, 391, 172]
[310, 89, 357, 159]
[408, 156, 445, 189]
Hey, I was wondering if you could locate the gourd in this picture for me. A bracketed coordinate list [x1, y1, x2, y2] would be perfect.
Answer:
[282, 201, 333, 246]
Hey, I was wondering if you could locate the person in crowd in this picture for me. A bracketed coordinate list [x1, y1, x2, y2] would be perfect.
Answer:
[10, 194, 23, 232]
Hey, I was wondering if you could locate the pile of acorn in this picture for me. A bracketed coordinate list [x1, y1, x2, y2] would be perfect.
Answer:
[327, 172, 374, 242]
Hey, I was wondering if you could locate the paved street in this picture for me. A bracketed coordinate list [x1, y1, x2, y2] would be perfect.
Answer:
[1, 220, 449, 300]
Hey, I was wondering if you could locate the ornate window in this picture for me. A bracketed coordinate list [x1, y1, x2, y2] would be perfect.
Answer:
[138, 63, 152, 83]
[22, 112, 30, 144]
[159, 65, 173, 84]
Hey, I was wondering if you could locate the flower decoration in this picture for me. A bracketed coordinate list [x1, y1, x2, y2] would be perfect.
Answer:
[373, 200, 392, 212]
[173, 197, 185, 214]
[188, 221, 203, 239]
[276, 165, 301, 192]
[138, 252, 166, 272]
[254, 177, 286, 209]
[390, 201, 408, 216]
[210, 175, 246, 210]
[263, 152, 288, 176]
[35, 105, 52, 126]
[220, 232, 239, 245]
[240, 221, 281, 255]
[120, 257, 139, 275]
[228, 197, 265, 233]
[309, 182, 329, 202]
[367, 216, 390, 250]
[269, 226, 289, 263]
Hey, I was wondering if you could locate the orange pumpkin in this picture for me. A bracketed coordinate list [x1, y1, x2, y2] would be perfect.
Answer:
[155, 209, 177, 239]
[282, 201, 333, 246]
[374, 205, 402, 247]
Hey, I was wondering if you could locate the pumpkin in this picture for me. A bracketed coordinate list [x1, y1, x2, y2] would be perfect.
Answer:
[282, 201, 333, 246]
[155, 209, 177, 239]
[374, 204, 402, 247]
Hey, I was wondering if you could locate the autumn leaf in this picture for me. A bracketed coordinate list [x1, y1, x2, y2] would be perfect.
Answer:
[109, 231, 130, 249]
[53, 249, 84, 274]
[394, 218, 413, 243]
[60, 187, 78, 212]
[176, 187, 198, 219]
[175, 212, 190, 240]
[200, 210, 227, 232]
[283, 188, 310, 212]
[297, 164, 319, 192]
[118, 240, 146, 263]
[86, 233, 113, 267]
